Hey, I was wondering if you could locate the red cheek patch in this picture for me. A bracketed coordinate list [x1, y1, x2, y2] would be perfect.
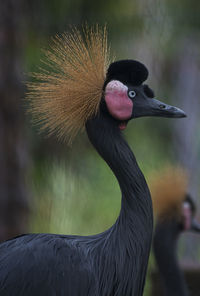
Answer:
[105, 80, 133, 120]
[182, 202, 192, 231]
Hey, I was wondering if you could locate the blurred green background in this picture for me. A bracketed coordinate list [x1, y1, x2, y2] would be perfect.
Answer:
[0, 0, 200, 295]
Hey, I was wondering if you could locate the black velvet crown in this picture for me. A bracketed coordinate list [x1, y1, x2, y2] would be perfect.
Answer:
[106, 60, 149, 86]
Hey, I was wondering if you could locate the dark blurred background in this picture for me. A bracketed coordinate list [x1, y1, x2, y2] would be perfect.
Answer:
[0, 0, 200, 294]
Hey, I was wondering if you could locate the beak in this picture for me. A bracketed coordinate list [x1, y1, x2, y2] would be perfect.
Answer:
[190, 219, 200, 233]
[133, 97, 186, 119]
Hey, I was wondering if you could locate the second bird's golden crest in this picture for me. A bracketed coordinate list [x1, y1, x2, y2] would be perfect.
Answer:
[150, 166, 188, 220]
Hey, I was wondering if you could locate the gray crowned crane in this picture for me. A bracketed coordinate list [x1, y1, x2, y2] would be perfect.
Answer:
[151, 167, 200, 296]
[0, 26, 186, 296]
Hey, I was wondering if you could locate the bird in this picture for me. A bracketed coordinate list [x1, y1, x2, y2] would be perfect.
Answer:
[0, 26, 186, 296]
[151, 167, 200, 296]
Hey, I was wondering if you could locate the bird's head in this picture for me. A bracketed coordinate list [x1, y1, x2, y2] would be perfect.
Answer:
[102, 60, 186, 131]
[150, 167, 200, 234]
[181, 194, 200, 233]
[27, 26, 186, 143]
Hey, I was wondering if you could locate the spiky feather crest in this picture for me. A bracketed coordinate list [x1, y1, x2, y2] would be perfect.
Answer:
[149, 166, 188, 220]
[27, 25, 111, 143]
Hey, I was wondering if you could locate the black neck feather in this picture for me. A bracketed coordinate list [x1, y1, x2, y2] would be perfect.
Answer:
[86, 112, 152, 217]
[86, 111, 153, 295]
[153, 220, 189, 296]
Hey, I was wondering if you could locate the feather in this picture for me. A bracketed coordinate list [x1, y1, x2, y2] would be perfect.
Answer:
[26, 25, 111, 143]
[149, 166, 188, 220]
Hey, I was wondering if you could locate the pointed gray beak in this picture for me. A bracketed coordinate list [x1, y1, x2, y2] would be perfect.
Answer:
[150, 98, 187, 118]
[133, 97, 187, 119]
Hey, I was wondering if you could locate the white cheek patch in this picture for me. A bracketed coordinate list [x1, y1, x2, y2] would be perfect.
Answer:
[105, 80, 133, 121]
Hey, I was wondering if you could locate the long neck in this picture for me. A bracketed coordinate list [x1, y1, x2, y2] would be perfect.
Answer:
[86, 113, 152, 221]
[153, 220, 189, 296]
[86, 113, 153, 295]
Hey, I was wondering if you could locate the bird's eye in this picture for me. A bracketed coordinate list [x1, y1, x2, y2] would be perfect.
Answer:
[128, 90, 136, 98]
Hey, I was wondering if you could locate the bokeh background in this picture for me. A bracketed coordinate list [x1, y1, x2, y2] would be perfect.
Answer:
[0, 0, 200, 294]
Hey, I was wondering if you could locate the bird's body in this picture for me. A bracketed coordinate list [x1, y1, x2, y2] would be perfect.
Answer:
[0, 113, 152, 296]
[0, 27, 186, 295]
[153, 218, 189, 296]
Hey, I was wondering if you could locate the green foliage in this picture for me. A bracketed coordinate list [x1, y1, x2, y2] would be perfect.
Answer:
[30, 156, 120, 235]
